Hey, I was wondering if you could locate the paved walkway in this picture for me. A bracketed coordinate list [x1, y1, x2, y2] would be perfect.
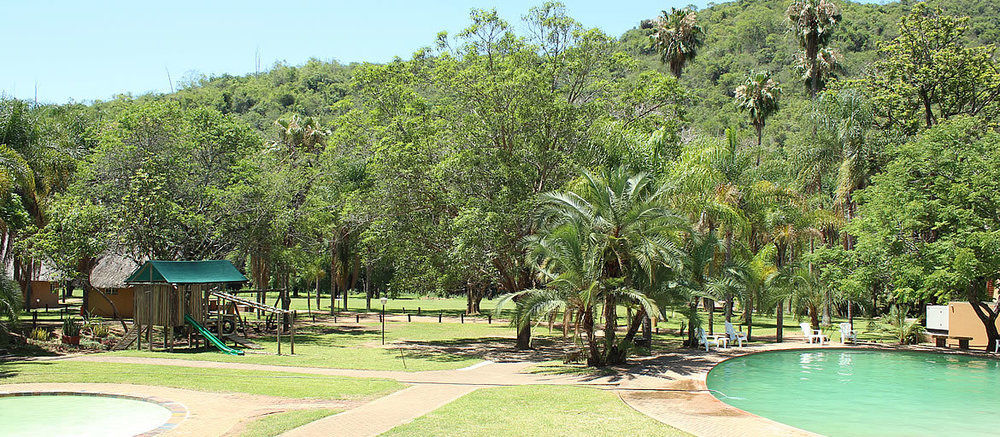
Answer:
[281, 384, 478, 437]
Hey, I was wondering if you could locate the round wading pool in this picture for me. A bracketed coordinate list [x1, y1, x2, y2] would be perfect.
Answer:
[0, 392, 183, 437]
[707, 349, 1000, 436]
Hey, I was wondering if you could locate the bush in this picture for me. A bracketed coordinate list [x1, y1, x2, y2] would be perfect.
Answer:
[84, 317, 110, 338]
[29, 327, 51, 341]
[898, 320, 926, 345]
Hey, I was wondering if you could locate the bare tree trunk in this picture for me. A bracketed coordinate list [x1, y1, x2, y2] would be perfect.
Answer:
[776, 298, 784, 342]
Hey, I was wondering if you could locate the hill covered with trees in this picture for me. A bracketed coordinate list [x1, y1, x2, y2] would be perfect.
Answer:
[4, 0, 1000, 364]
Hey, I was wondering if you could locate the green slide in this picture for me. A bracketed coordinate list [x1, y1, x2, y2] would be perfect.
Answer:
[184, 314, 244, 356]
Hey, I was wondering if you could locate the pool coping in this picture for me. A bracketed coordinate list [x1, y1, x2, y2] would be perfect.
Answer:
[0, 390, 188, 436]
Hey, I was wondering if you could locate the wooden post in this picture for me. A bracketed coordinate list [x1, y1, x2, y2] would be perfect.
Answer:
[277, 312, 283, 356]
[147, 289, 153, 351]
[167, 288, 174, 352]
[290, 311, 296, 355]
[217, 298, 223, 340]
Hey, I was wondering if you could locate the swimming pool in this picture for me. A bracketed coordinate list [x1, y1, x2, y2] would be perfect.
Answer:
[707, 349, 1000, 436]
[0, 392, 179, 437]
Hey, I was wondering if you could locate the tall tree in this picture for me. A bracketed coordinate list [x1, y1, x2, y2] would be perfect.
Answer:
[649, 8, 705, 79]
[864, 4, 1000, 132]
[734, 71, 781, 148]
[850, 117, 1000, 348]
[503, 167, 686, 366]
[786, 0, 842, 96]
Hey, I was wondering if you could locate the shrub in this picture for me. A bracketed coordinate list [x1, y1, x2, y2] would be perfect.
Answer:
[90, 323, 110, 339]
[898, 320, 926, 345]
[84, 317, 110, 338]
[29, 327, 51, 341]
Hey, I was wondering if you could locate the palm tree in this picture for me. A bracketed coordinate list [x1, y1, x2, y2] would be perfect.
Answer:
[0, 99, 72, 303]
[502, 167, 687, 366]
[679, 230, 724, 346]
[787, 0, 842, 96]
[765, 201, 821, 341]
[734, 71, 781, 148]
[795, 47, 844, 93]
[649, 8, 704, 79]
[0, 272, 21, 335]
[274, 115, 327, 153]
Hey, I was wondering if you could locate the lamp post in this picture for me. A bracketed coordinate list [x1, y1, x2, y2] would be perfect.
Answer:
[380, 296, 388, 345]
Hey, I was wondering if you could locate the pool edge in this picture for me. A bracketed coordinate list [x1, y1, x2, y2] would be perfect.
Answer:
[0, 390, 188, 436]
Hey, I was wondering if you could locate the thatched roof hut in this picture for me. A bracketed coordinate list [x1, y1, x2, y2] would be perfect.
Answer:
[90, 255, 140, 289]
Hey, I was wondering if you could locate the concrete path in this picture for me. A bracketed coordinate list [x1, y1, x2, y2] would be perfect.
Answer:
[281, 384, 478, 437]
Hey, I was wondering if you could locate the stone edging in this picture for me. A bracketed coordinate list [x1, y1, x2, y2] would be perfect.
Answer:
[0, 390, 188, 436]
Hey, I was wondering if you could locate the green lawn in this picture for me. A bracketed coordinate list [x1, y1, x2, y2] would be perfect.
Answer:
[0, 360, 403, 400]
[109, 321, 533, 371]
[246, 292, 503, 319]
[240, 409, 341, 437]
[382, 385, 691, 436]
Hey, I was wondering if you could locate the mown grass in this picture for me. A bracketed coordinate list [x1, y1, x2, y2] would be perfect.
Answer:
[0, 360, 403, 400]
[382, 385, 691, 436]
[240, 409, 341, 437]
[110, 321, 529, 371]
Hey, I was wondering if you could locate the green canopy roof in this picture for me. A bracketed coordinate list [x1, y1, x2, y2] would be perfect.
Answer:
[124, 260, 248, 285]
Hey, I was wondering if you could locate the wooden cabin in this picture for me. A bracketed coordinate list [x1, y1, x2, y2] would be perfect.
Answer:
[85, 255, 139, 319]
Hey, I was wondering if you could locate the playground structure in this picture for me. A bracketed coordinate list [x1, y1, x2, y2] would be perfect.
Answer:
[115, 260, 295, 355]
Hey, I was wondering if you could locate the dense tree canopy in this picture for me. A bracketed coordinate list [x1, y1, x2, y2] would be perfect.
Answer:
[8, 0, 1000, 362]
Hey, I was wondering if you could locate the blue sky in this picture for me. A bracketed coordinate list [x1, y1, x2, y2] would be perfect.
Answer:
[1, 1, 878, 103]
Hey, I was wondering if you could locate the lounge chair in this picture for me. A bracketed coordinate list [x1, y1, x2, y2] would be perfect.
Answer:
[800, 322, 828, 344]
[697, 327, 728, 351]
[839, 322, 858, 344]
[725, 321, 748, 347]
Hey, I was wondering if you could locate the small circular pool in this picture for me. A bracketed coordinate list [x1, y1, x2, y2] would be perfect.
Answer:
[0, 392, 179, 437]
[707, 349, 1000, 436]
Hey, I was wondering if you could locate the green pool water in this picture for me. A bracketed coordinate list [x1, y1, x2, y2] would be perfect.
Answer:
[0, 394, 173, 437]
[707, 349, 1000, 436]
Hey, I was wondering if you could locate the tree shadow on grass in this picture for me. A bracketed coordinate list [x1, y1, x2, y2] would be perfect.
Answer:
[0, 360, 54, 380]
[394, 336, 579, 364]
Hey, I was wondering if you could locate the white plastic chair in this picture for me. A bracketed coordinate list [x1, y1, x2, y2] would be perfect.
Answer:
[697, 327, 728, 351]
[725, 321, 748, 347]
[800, 322, 828, 344]
[839, 322, 858, 344]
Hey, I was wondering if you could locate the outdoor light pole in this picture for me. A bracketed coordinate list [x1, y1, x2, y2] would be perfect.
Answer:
[380, 296, 388, 345]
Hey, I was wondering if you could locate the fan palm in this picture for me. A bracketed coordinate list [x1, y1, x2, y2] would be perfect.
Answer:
[649, 8, 704, 79]
[787, 0, 842, 95]
[734, 71, 781, 147]
[274, 114, 327, 153]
